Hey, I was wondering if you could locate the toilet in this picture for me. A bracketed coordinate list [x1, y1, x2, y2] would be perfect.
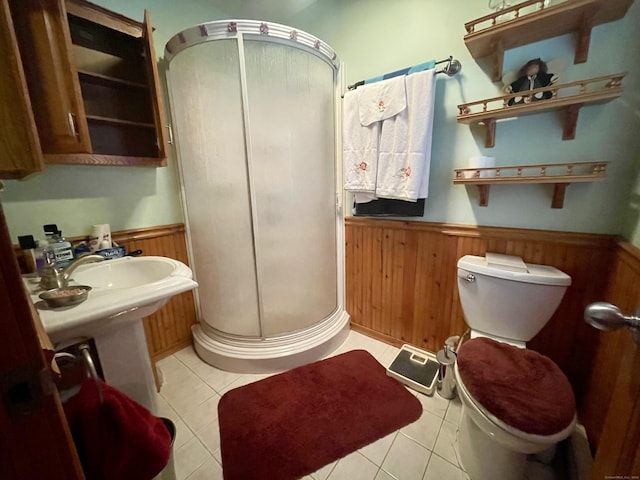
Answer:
[454, 253, 576, 480]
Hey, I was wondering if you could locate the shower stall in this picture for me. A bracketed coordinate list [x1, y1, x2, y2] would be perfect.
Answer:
[164, 21, 349, 372]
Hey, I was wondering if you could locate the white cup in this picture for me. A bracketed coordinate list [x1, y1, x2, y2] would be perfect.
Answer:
[90, 224, 111, 251]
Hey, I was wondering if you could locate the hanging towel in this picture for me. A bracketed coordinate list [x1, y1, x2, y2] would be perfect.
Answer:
[375, 69, 436, 202]
[343, 89, 379, 196]
[64, 378, 171, 480]
[356, 75, 407, 126]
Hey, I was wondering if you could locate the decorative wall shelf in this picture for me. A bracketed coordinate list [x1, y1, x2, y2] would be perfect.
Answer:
[457, 73, 624, 147]
[464, 0, 633, 81]
[453, 161, 608, 208]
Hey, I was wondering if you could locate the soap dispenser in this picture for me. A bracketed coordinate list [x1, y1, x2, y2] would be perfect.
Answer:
[436, 335, 460, 399]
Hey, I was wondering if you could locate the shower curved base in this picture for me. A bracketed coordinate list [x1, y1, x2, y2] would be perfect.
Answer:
[192, 310, 350, 373]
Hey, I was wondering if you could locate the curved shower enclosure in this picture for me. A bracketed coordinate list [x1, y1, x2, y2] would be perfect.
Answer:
[164, 21, 349, 372]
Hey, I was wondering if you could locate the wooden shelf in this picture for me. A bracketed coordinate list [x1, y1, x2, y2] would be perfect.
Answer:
[457, 73, 624, 147]
[77, 70, 148, 89]
[86, 114, 155, 128]
[464, 0, 633, 81]
[453, 161, 608, 208]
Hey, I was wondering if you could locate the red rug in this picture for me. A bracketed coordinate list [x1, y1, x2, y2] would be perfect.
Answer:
[218, 349, 422, 480]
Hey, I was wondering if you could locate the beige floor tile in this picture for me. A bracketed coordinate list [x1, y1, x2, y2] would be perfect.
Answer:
[161, 376, 216, 417]
[328, 451, 379, 480]
[155, 392, 179, 422]
[381, 433, 430, 480]
[194, 419, 221, 455]
[190, 362, 241, 394]
[413, 391, 450, 419]
[311, 460, 338, 480]
[378, 346, 401, 368]
[217, 373, 271, 396]
[433, 420, 460, 467]
[359, 432, 397, 466]
[444, 396, 462, 426]
[181, 394, 221, 431]
[423, 453, 466, 480]
[185, 457, 224, 480]
[374, 469, 397, 480]
[174, 436, 212, 480]
[400, 408, 443, 451]
[173, 418, 195, 449]
[174, 346, 203, 369]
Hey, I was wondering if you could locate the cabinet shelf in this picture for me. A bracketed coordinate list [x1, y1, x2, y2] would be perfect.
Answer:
[453, 161, 608, 208]
[464, 0, 633, 81]
[78, 70, 148, 89]
[457, 73, 624, 147]
[86, 114, 155, 128]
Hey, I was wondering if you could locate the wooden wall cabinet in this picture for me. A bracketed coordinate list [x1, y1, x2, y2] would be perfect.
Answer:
[0, 0, 44, 180]
[6, 0, 167, 169]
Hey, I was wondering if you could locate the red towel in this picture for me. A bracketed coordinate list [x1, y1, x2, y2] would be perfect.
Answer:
[63, 378, 171, 480]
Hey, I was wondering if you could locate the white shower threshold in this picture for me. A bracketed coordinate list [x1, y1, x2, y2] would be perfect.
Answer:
[192, 310, 351, 373]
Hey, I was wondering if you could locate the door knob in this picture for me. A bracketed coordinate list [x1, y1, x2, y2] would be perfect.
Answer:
[584, 302, 640, 344]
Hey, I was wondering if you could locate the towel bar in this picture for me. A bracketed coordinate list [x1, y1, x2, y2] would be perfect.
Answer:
[347, 55, 462, 91]
[54, 346, 103, 404]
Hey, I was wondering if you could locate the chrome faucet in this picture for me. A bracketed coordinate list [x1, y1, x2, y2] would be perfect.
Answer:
[39, 254, 104, 290]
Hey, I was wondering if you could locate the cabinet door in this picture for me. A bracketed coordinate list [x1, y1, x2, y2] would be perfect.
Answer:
[10, 0, 91, 154]
[0, 0, 43, 179]
[143, 10, 168, 163]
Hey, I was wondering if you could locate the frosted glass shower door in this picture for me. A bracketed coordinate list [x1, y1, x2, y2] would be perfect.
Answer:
[169, 40, 261, 337]
[244, 41, 338, 336]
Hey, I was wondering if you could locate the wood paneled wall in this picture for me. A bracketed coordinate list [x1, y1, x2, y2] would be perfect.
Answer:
[109, 224, 197, 362]
[581, 241, 640, 457]
[345, 217, 614, 403]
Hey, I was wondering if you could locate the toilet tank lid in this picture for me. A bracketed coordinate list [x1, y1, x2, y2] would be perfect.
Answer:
[457, 254, 571, 286]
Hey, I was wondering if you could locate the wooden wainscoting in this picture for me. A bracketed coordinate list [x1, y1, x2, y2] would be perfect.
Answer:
[581, 241, 640, 460]
[346, 217, 640, 472]
[109, 224, 197, 362]
[345, 217, 615, 403]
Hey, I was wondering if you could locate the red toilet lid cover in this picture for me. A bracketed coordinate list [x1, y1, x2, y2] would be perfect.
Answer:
[457, 337, 575, 436]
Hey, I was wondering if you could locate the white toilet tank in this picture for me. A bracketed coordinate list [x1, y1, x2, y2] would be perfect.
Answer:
[457, 253, 571, 342]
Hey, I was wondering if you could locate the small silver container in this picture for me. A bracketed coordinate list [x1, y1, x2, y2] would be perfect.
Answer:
[39, 285, 92, 308]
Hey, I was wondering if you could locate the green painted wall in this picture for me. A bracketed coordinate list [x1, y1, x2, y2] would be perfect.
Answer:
[1, 0, 639, 246]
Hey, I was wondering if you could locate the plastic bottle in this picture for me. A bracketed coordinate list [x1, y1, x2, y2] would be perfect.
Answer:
[43, 224, 74, 269]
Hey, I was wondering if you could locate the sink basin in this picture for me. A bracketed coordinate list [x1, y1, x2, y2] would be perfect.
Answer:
[73, 256, 181, 289]
[27, 256, 198, 344]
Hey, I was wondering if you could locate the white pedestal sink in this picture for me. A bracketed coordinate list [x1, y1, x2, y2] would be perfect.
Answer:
[25, 256, 198, 412]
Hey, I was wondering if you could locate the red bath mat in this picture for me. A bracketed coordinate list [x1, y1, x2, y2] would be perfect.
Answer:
[218, 349, 422, 480]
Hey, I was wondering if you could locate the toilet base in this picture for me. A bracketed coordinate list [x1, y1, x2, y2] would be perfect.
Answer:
[458, 407, 527, 480]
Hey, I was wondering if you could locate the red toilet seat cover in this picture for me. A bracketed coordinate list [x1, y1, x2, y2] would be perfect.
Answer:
[457, 337, 575, 436]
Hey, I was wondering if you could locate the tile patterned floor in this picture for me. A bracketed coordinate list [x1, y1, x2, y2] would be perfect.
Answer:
[155, 330, 468, 480]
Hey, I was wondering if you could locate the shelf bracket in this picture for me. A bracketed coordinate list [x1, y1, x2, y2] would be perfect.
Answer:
[490, 38, 504, 82]
[478, 185, 490, 207]
[574, 9, 595, 64]
[552, 183, 570, 209]
[483, 118, 496, 148]
[563, 103, 583, 140]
